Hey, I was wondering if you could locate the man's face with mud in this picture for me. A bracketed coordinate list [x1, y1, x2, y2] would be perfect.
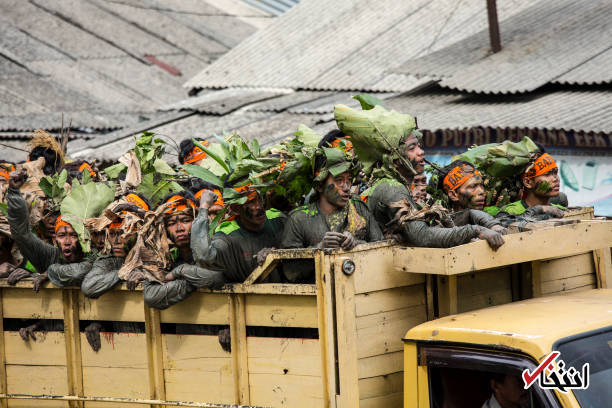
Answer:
[237, 196, 267, 232]
[165, 213, 194, 248]
[402, 134, 425, 174]
[108, 228, 135, 258]
[448, 174, 486, 210]
[319, 172, 351, 209]
[54, 225, 82, 262]
[524, 168, 560, 199]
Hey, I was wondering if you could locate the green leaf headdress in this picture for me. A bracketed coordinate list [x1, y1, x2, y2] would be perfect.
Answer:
[60, 179, 116, 252]
[334, 104, 419, 183]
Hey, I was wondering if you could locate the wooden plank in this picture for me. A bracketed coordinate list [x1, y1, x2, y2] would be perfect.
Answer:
[249, 373, 324, 408]
[144, 307, 165, 407]
[245, 294, 318, 328]
[6, 365, 67, 407]
[358, 371, 403, 400]
[4, 332, 66, 366]
[593, 248, 612, 288]
[82, 367, 149, 400]
[353, 247, 425, 294]
[356, 308, 427, 359]
[437, 275, 457, 317]
[0, 292, 7, 408]
[457, 289, 513, 313]
[356, 305, 427, 331]
[531, 261, 542, 298]
[247, 337, 321, 377]
[457, 268, 512, 295]
[229, 294, 249, 405]
[540, 253, 595, 282]
[392, 221, 612, 275]
[204, 283, 316, 296]
[78, 291, 144, 322]
[358, 351, 403, 380]
[426, 275, 435, 320]
[359, 391, 403, 408]
[355, 285, 425, 318]
[315, 251, 333, 407]
[334, 258, 360, 408]
[546, 285, 595, 296]
[163, 369, 234, 405]
[2, 288, 63, 319]
[160, 293, 228, 325]
[444, 221, 612, 275]
[162, 335, 231, 370]
[393, 246, 447, 275]
[541, 274, 597, 295]
[80, 333, 147, 368]
[63, 290, 84, 408]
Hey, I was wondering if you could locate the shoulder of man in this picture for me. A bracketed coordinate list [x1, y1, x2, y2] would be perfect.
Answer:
[215, 219, 240, 236]
[499, 200, 526, 215]
[265, 208, 286, 220]
[288, 203, 318, 218]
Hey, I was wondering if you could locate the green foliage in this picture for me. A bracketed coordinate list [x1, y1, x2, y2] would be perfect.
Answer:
[104, 163, 127, 179]
[334, 104, 416, 175]
[181, 164, 224, 187]
[353, 94, 385, 110]
[136, 173, 182, 206]
[0, 203, 7, 215]
[60, 180, 116, 252]
[134, 132, 167, 174]
[39, 169, 69, 209]
[455, 137, 539, 178]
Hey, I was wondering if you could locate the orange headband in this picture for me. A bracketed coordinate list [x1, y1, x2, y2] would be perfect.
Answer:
[164, 195, 197, 214]
[195, 188, 224, 207]
[523, 153, 557, 179]
[78, 162, 96, 176]
[184, 140, 209, 164]
[443, 165, 481, 191]
[55, 216, 71, 233]
[331, 136, 353, 152]
[125, 193, 149, 211]
[0, 163, 15, 180]
[234, 184, 258, 202]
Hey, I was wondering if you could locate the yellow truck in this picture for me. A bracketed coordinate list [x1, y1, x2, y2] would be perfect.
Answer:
[0, 218, 609, 407]
[403, 289, 611, 408]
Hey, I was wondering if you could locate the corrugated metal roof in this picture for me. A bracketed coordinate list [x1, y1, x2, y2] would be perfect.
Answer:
[0, 0, 270, 141]
[384, 88, 612, 133]
[241, 0, 299, 16]
[553, 47, 612, 85]
[185, 0, 535, 92]
[395, 0, 612, 94]
[160, 88, 291, 115]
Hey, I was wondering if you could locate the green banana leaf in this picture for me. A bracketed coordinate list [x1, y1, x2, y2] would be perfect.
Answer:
[294, 124, 321, 147]
[60, 180, 116, 252]
[181, 164, 224, 187]
[334, 104, 416, 173]
[454, 136, 540, 178]
[136, 173, 182, 206]
[353, 94, 385, 110]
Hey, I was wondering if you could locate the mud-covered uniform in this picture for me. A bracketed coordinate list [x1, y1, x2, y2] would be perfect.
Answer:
[281, 198, 383, 248]
[191, 208, 286, 283]
[80, 256, 123, 298]
[47, 254, 98, 287]
[497, 200, 565, 216]
[6, 188, 61, 273]
[451, 209, 502, 229]
[143, 249, 226, 310]
[363, 178, 480, 247]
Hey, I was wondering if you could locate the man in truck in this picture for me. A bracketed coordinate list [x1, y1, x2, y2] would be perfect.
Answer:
[496, 151, 566, 220]
[143, 191, 225, 310]
[281, 146, 382, 251]
[436, 160, 507, 233]
[334, 104, 505, 250]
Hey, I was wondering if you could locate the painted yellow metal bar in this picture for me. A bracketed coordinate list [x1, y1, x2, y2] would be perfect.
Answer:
[403, 342, 418, 408]
[0, 393, 268, 407]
